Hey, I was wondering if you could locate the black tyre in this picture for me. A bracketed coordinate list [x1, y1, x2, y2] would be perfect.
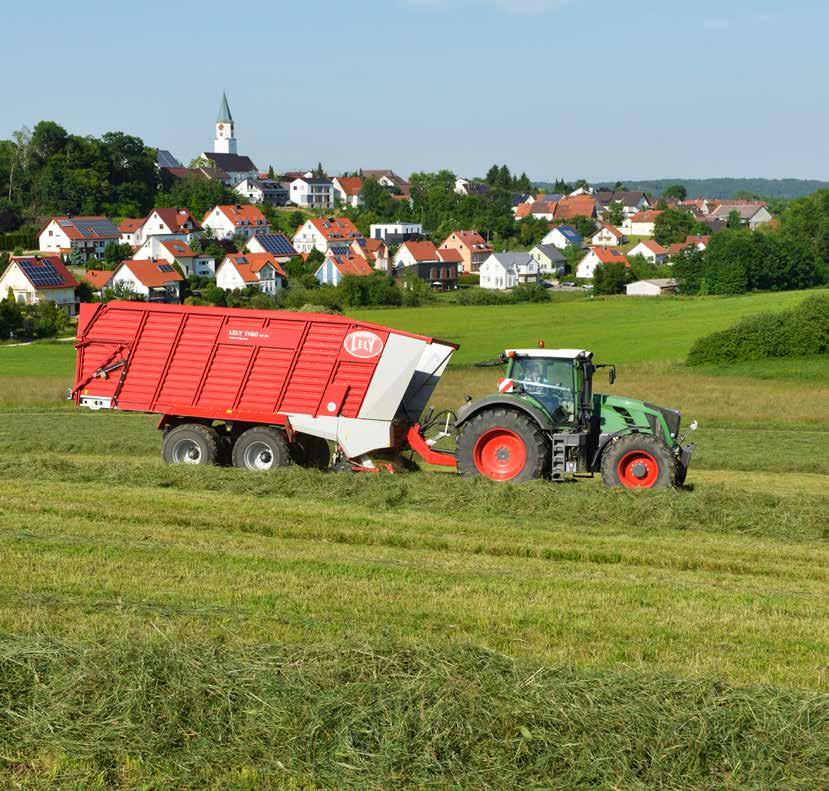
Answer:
[162, 423, 221, 466]
[456, 408, 549, 483]
[290, 433, 331, 469]
[600, 433, 675, 489]
[231, 426, 291, 472]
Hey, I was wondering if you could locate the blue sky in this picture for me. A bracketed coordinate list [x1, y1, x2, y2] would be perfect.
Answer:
[1, 0, 826, 181]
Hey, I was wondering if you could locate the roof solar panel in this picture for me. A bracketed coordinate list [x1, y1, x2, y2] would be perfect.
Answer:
[157, 264, 174, 272]
[257, 234, 296, 255]
[73, 218, 119, 238]
[18, 259, 65, 287]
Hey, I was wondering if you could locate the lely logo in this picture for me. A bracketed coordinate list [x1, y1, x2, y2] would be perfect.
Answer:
[343, 330, 383, 359]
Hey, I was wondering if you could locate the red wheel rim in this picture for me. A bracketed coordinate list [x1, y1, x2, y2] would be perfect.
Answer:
[617, 450, 660, 488]
[473, 428, 527, 481]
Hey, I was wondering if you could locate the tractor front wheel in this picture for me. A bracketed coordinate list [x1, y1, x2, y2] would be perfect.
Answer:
[457, 408, 548, 483]
[601, 434, 675, 489]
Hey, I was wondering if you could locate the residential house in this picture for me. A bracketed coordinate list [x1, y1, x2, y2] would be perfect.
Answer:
[289, 176, 335, 209]
[553, 196, 598, 220]
[202, 204, 271, 241]
[244, 233, 298, 263]
[194, 152, 258, 187]
[666, 235, 710, 260]
[454, 178, 490, 196]
[627, 239, 668, 264]
[132, 237, 215, 277]
[233, 178, 289, 206]
[591, 222, 626, 247]
[155, 149, 182, 169]
[82, 269, 113, 296]
[541, 224, 584, 250]
[515, 201, 556, 221]
[332, 176, 364, 207]
[351, 237, 389, 271]
[626, 278, 678, 296]
[621, 210, 662, 237]
[576, 246, 630, 279]
[568, 185, 594, 196]
[369, 221, 423, 244]
[709, 202, 773, 229]
[596, 191, 651, 218]
[118, 218, 144, 247]
[315, 251, 374, 286]
[479, 252, 540, 290]
[438, 230, 493, 274]
[529, 244, 567, 276]
[0, 255, 78, 316]
[38, 216, 120, 262]
[110, 259, 183, 302]
[215, 253, 287, 295]
[292, 217, 363, 254]
[139, 207, 202, 244]
[393, 241, 458, 290]
[362, 169, 410, 196]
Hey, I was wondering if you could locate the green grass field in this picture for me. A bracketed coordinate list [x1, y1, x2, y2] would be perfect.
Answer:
[0, 292, 827, 788]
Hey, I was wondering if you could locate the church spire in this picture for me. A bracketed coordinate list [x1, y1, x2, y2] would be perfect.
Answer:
[217, 91, 233, 124]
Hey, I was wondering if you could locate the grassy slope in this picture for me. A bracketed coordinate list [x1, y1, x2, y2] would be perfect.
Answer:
[1, 294, 827, 787]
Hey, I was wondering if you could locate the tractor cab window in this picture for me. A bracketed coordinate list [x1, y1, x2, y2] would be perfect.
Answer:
[510, 356, 576, 420]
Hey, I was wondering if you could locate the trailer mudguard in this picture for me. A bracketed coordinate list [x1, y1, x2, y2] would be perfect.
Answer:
[455, 394, 556, 433]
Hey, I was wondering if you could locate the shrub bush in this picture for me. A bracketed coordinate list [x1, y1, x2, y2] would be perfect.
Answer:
[458, 273, 480, 286]
[687, 293, 829, 365]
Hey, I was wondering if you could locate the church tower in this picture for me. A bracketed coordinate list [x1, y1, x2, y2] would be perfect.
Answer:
[214, 92, 237, 155]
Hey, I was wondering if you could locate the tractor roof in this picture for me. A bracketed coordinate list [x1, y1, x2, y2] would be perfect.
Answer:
[506, 349, 591, 359]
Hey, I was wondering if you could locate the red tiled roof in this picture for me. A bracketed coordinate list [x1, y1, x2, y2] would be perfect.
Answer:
[160, 239, 196, 258]
[589, 246, 630, 266]
[667, 242, 691, 256]
[596, 222, 624, 238]
[224, 253, 287, 283]
[306, 216, 361, 241]
[43, 216, 119, 241]
[335, 176, 363, 196]
[553, 196, 597, 220]
[685, 234, 710, 245]
[364, 238, 386, 253]
[437, 248, 463, 263]
[11, 255, 78, 290]
[400, 240, 440, 262]
[633, 239, 667, 255]
[118, 259, 184, 287]
[444, 230, 492, 252]
[326, 252, 374, 277]
[629, 210, 663, 223]
[151, 207, 202, 233]
[82, 269, 113, 289]
[118, 218, 143, 233]
[207, 204, 268, 227]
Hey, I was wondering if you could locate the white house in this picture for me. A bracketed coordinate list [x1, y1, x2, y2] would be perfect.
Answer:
[118, 218, 144, 247]
[289, 176, 334, 209]
[369, 221, 423, 244]
[244, 233, 298, 262]
[315, 251, 373, 286]
[291, 217, 362, 254]
[201, 204, 271, 241]
[479, 252, 540, 290]
[627, 239, 668, 264]
[38, 216, 120, 262]
[215, 253, 286, 295]
[234, 178, 289, 206]
[332, 176, 364, 207]
[576, 246, 630, 279]
[0, 255, 78, 316]
[709, 202, 773, 229]
[110, 259, 183, 302]
[454, 177, 490, 197]
[139, 207, 202, 244]
[132, 237, 215, 277]
[541, 224, 584, 250]
[591, 222, 626, 247]
[626, 278, 678, 296]
[621, 210, 662, 237]
[351, 237, 389, 271]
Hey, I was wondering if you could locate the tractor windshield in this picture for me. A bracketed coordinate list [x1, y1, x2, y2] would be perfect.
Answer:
[510, 356, 576, 420]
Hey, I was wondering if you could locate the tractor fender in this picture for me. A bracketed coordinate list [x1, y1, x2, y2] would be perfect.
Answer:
[455, 395, 555, 433]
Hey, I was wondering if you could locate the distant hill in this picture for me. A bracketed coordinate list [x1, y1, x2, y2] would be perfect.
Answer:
[534, 179, 829, 200]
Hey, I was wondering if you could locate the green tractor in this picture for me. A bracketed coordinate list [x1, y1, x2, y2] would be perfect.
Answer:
[453, 348, 696, 488]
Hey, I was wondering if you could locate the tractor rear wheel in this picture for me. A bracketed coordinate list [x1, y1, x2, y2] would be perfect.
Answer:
[231, 426, 291, 472]
[162, 423, 221, 466]
[601, 434, 675, 489]
[456, 408, 548, 483]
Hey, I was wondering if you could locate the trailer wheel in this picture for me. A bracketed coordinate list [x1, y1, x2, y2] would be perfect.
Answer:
[601, 434, 675, 489]
[290, 433, 331, 470]
[231, 426, 291, 472]
[162, 423, 221, 466]
[456, 408, 548, 483]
